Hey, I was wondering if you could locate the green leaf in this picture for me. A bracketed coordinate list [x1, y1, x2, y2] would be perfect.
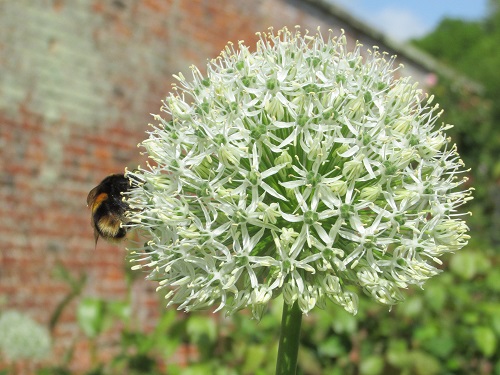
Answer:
[179, 364, 217, 375]
[462, 311, 480, 325]
[298, 346, 324, 375]
[413, 323, 439, 343]
[108, 300, 131, 321]
[473, 326, 497, 357]
[241, 345, 266, 374]
[386, 339, 410, 368]
[398, 296, 423, 318]
[421, 334, 455, 358]
[150, 309, 181, 356]
[450, 251, 491, 280]
[318, 336, 346, 358]
[330, 308, 358, 334]
[450, 252, 477, 279]
[186, 315, 217, 344]
[424, 282, 447, 312]
[52, 262, 87, 292]
[410, 350, 441, 375]
[486, 269, 500, 292]
[37, 368, 72, 375]
[445, 356, 463, 371]
[491, 314, 500, 336]
[360, 355, 384, 375]
[77, 298, 106, 338]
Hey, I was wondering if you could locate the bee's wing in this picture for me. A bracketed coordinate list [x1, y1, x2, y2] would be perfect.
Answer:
[87, 185, 103, 245]
[93, 227, 100, 246]
[87, 185, 100, 207]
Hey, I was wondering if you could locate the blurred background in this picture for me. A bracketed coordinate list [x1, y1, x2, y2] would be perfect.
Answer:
[0, 0, 498, 374]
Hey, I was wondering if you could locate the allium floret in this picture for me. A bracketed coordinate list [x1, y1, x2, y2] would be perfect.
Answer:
[0, 311, 52, 361]
[125, 27, 472, 317]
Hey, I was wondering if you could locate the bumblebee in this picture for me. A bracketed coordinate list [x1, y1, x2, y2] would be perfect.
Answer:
[87, 173, 130, 244]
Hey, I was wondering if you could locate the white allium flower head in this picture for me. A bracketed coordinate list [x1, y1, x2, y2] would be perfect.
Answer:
[0, 311, 52, 361]
[125, 27, 472, 317]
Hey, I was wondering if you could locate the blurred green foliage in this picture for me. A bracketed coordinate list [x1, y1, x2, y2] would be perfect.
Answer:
[30, 254, 500, 375]
[412, 0, 500, 245]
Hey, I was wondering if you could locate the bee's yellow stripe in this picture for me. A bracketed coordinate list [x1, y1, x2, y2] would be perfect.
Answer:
[91, 192, 108, 213]
[97, 215, 121, 237]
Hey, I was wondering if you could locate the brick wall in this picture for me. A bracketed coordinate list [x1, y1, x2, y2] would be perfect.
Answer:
[0, 0, 436, 373]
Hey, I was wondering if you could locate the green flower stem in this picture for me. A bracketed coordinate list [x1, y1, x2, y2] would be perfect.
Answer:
[276, 300, 303, 375]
